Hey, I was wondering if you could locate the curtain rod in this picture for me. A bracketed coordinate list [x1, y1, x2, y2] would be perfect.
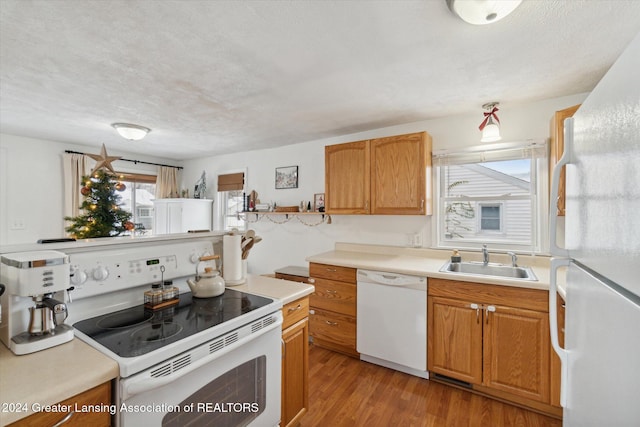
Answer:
[65, 150, 183, 170]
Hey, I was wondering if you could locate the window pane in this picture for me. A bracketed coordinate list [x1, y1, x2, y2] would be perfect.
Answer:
[224, 190, 245, 231]
[444, 160, 530, 198]
[119, 180, 156, 235]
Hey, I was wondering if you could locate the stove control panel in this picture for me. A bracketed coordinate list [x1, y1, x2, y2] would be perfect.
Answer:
[67, 240, 215, 300]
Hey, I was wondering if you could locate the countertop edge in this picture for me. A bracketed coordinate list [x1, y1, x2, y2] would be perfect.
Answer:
[0, 338, 119, 426]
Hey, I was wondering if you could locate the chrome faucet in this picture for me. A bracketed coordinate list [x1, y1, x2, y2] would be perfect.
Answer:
[482, 244, 489, 265]
[507, 251, 518, 267]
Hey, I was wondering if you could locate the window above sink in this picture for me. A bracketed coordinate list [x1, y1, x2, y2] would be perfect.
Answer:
[433, 141, 548, 254]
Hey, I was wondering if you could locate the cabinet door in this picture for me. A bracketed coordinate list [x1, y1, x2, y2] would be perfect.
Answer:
[550, 294, 565, 407]
[282, 318, 309, 427]
[371, 132, 431, 215]
[549, 104, 580, 216]
[427, 296, 483, 384]
[325, 140, 370, 214]
[483, 305, 550, 403]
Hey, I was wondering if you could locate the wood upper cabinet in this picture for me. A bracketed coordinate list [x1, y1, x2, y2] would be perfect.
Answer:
[325, 131, 432, 215]
[428, 278, 554, 411]
[325, 140, 370, 214]
[550, 104, 580, 216]
[371, 132, 431, 215]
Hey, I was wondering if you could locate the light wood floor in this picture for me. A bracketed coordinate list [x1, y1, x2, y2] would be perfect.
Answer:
[298, 345, 562, 427]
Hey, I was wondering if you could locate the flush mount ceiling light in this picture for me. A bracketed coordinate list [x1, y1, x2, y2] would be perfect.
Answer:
[479, 102, 502, 142]
[446, 0, 523, 25]
[111, 123, 151, 141]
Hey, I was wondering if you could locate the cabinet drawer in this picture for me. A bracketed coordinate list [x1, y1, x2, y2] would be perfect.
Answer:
[309, 263, 356, 283]
[282, 297, 310, 330]
[9, 382, 111, 427]
[276, 272, 312, 284]
[309, 278, 356, 316]
[309, 309, 356, 352]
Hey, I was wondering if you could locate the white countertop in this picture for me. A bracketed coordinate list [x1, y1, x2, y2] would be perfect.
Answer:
[229, 274, 315, 305]
[0, 274, 313, 426]
[0, 338, 119, 426]
[306, 242, 564, 293]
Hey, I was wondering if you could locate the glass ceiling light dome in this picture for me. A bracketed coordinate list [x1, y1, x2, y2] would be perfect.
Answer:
[446, 0, 523, 25]
[111, 123, 151, 141]
[479, 102, 502, 142]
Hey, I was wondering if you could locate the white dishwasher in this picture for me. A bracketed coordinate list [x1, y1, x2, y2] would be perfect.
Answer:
[356, 269, 428, 379]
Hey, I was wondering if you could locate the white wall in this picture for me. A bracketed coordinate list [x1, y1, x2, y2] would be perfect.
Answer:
[0, 134, 182, 245]
[181, 93, 587, 274]
[1, 93, 585, 261]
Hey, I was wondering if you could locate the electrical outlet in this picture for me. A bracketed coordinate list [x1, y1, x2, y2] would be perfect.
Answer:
[413, 233, 422, 247]
[10, 219, 25, 230]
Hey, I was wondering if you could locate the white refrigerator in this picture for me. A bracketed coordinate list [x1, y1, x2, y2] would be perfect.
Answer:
[549, 33, 640, 426]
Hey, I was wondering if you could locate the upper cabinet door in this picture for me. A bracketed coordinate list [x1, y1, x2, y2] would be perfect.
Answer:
[549, 104, 580, 216]
[371, 131, 431, 215]
[325, 140, 370, 214]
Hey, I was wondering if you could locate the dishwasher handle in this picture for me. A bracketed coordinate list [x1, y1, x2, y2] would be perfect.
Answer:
[357, 270, 426, 287]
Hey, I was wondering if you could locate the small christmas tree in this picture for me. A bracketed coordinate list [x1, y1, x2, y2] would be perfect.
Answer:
[65, 169, 134, 239]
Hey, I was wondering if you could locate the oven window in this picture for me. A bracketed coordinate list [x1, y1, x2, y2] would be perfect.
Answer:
[162, 356, 266, 427]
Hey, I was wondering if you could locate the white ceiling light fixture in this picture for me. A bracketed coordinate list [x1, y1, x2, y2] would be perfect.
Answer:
[111, 123, 151, 141]
[446, 0, 523, 25]
[479, 102, 502, 142]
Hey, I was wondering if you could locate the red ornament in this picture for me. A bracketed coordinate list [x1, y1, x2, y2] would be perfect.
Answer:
[81, 186, 90, 196]
[124, 221, 135, 231]
[115, 182, 126, 192]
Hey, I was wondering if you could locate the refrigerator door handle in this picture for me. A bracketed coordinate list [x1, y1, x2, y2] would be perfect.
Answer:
[549, 117, 574, 257]
[549, 257, 571, 407]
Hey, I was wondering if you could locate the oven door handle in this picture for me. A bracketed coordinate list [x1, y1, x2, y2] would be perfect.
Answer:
[121, 319, 282, 400]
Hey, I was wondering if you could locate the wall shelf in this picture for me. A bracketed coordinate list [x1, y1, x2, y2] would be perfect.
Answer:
[241, 211, 331, 226]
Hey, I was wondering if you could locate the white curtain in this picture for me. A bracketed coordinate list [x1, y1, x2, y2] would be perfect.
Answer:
[63, 153, 88, 233]
[156, 166, 179, 199]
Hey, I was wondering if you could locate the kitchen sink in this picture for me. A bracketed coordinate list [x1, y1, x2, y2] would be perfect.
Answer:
[439, 261, 538, 281]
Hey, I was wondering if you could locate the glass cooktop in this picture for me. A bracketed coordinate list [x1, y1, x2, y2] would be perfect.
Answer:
[73, 289, 273, 358]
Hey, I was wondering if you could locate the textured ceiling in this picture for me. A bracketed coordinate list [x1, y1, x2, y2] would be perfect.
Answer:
[1, 0, 639, 160]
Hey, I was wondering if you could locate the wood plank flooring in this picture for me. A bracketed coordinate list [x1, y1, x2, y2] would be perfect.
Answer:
[298, 345, 562, 427]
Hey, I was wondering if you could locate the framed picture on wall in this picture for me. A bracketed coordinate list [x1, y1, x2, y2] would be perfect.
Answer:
[314, 193, 325, 212]
[275, 166, 298, 189]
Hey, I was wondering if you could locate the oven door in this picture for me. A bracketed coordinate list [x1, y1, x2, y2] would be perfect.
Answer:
[117, 314, 282, 427]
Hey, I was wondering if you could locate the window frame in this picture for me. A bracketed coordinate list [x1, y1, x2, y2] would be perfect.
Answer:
[433, 141, 548, 254]
[215, 168, 247, 232]
[116, 172, 156, 234]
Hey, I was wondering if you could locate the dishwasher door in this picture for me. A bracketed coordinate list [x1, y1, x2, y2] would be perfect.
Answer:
[356, 269, 428, 378]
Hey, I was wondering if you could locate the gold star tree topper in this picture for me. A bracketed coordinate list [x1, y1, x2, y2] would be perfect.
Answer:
[88, 144, 121, 174]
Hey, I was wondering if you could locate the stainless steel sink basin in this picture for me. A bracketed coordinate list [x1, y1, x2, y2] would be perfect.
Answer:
[439, 261, 538, 281]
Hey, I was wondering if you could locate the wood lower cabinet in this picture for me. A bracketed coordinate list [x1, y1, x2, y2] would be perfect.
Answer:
[325, 131, 432, 215]
[9, 382, 112, 427]
[550, 292, 566, 408]
[281, 297, 310, 427]
[308, 263, 358, 357]
[428, 278, 560, 417]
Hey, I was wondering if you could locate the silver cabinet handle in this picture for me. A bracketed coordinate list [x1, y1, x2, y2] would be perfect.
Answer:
[52, 411, 75, 427]
[287, 304, 302, 312]
[325, 289, 337, 294]
[325, 320, 338, 326]
[470, 303, 480, 323]
[485, 305, 496, 324]
[325, 268, 337, 272]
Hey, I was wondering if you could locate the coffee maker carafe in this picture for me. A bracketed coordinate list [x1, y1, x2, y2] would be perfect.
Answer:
[0, 251, 74, 355]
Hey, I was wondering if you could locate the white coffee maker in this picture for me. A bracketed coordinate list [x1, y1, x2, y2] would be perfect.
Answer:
[0, 251, 74, 355]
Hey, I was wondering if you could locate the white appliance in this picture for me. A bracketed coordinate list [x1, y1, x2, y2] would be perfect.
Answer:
[549, 33, 640, 426]
[63, 238, 282, 427]
[153, 198, 213, 234]
[356, 269, 428, 378]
